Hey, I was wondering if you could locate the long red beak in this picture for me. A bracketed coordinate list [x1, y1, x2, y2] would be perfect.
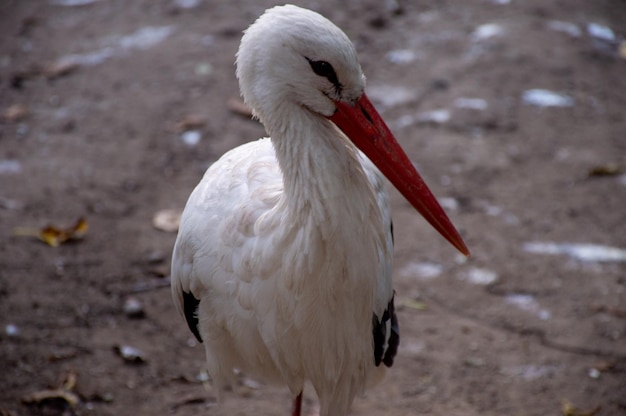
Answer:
[329, 93, 470, 256]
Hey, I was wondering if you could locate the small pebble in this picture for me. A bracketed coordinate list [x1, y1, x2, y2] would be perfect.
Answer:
[0, 160, 22, 175]
[416, 109, 450, 124]
[181, 130, 201, 147]
[587, 22, 615, 42]
[522, 89, 574, 108]
[123, 297, 145, 319]
[194, 62, 212, 76]
[588, 368, 601, 379]
[5, 324, 20, 337]
[472, 23, 504, 41]
[114, 345, 146, 364]
[454, 97, 488, 111]
[174, 0, 200, 9]
[386, 49, 419, 65]
[464, 267, 498, 285]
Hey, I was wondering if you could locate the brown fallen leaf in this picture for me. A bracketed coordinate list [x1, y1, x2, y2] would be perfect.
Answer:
[22, 369, 81, 409]
[227, 97, 253, 118]
[588, 163, 623, 177]
[13, 217, 89, 247]
[43, 59, 79, 79]
[1, 104, 28, 123]
[10, 59, 78, 87]
[59, 369, 78, 391]
[589, 303, 626, 318]
[590, 360, 616, 372]
[174, 114, 207, 133]
[48, 347, 79, 362]
[153, 209, 181, 232]
[22, 388, 80, 407]
[562, 399, 600, 416]
[39, 218, 88, 246]
[401, 298, 428, 311]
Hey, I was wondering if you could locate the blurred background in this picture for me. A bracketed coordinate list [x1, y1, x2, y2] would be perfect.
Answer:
[1, 0, 625, 415]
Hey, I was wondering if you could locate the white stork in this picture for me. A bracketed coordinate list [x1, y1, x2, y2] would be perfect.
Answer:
[171, 5, 469, 416]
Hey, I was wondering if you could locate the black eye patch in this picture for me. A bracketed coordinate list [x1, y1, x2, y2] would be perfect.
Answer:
[305, 57, 342, 94]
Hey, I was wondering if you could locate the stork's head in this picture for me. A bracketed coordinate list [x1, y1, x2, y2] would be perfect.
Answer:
[236, 5, 365, 123]
[236, 5, 469, 256]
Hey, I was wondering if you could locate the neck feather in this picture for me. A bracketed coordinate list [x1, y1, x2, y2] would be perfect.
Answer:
[267, 104, 371, 227]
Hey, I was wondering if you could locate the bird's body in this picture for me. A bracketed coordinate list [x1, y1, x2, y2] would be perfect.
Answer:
[173, 135, 392, 414]
[171, 5, 467, 416]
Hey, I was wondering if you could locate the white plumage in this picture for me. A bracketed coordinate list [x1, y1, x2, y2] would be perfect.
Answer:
[171, 5, 468, 416]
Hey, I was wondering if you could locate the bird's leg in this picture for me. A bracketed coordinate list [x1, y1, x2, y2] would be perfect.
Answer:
[291, 391, 303, 416]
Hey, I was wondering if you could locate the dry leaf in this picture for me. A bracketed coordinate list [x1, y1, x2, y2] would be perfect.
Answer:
[48, 347, 79, 362]
[13, 217, 88, 247]
[10, 59, 77, 86]
[174, 114, 207, 133]
[588, 163, 623, 177]
[153, 209, 181, 232]
[43, 60, 79, 79]
[562, 399, 600, 416]
[22, 365, 81, 410]
[59, 369, 78, 391]
[39, 218, 88, 246]
[402, 299, 428, 311]
[590, 304, 626, 318]
[591, 361, 615, 372]
[227, 97, 253, 118]
[22, 388, 80, 407]
[1, 104, 28, 123]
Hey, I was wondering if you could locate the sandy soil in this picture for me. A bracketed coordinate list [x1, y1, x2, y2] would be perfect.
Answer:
[1, 0, 625, 415]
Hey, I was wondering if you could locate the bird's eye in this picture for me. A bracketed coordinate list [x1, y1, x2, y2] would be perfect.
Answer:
[309, 60, 335, 79]
[306, 58, 340, 89]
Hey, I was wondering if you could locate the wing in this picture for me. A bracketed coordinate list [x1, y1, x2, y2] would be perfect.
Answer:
[357, 152, 399, 368]
[171, 137, 283, 342]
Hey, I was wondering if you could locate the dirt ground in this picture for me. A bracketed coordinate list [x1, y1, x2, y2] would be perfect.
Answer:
[1, 0, 625, 415]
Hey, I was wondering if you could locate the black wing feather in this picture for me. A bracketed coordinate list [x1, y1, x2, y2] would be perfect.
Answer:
[372, 314, 386, 366]
[382, 296, 399, 366]
[182, 290, 203, 343]
[372, 293, 399, 367]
